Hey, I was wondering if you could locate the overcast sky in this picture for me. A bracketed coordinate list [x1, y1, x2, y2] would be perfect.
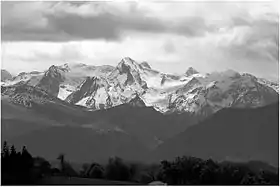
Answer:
[1, 0, 279, 81]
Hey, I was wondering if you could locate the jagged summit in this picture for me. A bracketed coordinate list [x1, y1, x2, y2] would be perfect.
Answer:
[122, 56, 135, 62]
[185, 67, 199, 76]
[45, 65, 66, 77]
[141, 61, 151, 69]
[116, 57, 140, 71]
[109, 57, 148, 89]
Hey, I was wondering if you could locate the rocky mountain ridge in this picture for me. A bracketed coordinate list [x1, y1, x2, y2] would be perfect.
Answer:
[1, 58, 278, 116]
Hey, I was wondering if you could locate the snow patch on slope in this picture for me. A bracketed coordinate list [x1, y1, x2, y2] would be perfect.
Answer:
[58, 85, 76, 100]
[76, 96, 90, 107]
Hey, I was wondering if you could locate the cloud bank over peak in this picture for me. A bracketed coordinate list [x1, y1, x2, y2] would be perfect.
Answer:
[1, 1, 279, 81]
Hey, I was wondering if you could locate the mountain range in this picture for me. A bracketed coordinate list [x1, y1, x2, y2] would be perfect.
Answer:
[1, 57, 278, 115]
[1, 57, 279, 166]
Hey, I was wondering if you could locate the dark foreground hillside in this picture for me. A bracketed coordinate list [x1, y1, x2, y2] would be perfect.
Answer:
[1, 141, 278, 185]
[152, 102, 279, 166]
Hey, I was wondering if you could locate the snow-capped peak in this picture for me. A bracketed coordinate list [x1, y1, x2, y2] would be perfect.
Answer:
[116, 57, 141, 72]
[185, 67, 199, 76]
[120, 57, 136, 65]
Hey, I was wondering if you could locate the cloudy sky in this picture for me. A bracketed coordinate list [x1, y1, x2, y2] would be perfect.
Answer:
[1, 0, 279, 81]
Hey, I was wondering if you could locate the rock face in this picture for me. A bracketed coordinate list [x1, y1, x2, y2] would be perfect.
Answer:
[66, 76, 112, 110]
[36, 65, 66, 97]
[1, 70, 13, 82]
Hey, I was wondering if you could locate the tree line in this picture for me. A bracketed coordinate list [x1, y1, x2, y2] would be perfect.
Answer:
[1, 141, 279, 185]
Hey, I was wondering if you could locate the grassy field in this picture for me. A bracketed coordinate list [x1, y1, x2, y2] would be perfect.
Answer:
[38, 176, 145, 185]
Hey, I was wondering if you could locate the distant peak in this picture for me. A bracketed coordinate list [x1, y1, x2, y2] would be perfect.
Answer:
[48, 64, 70, 73]
[1, 69, 13, 81]
[185, 67, 199, 76]
[116, 57, 140, 72]
[62, 62, 87, 68]
[140, 61, 151, 69]
[49, 65, 56, 69]
[241, 73, 257, 80]
[85, 76, 101, 81]
[1, 69, 10, 73]
[123, 57, 134, 61]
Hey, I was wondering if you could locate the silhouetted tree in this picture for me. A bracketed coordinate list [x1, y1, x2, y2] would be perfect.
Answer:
[104, 157, 130, 181]
[2, 141, 10, 158]
[57, 153, 77, 177]
[2, 140, 278, 185]
[86, 162, 104, 179]
[1, 142, 35, 185]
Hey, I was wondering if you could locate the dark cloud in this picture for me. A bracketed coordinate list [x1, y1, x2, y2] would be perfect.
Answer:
[1, 2, 211, 42]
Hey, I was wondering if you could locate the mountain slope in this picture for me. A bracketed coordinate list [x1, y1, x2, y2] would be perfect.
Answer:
[1, 84, 100, 129]
[87, 103, 199, 149]
[1, 83, 199, 157]
[5, 126, 149, 163]
[1, 69, 13, 82]
[152, 102, 279, 166]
